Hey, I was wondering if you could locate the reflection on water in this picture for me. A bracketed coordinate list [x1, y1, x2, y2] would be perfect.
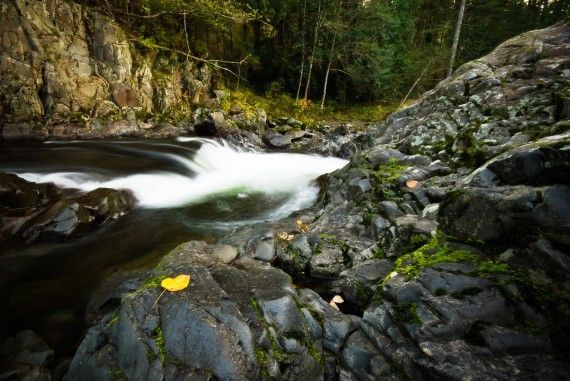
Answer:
[0, 138, 347, 357]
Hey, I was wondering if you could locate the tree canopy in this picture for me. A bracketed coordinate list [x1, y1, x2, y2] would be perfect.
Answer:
[84, 0, 570, 104]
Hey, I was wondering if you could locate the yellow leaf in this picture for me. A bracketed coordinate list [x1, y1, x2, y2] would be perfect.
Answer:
[278, 232, 288, 240]
[161, 274, 191, 292]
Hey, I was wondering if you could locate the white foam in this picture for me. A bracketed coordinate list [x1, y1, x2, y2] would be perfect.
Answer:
[17, 138, 347, 210]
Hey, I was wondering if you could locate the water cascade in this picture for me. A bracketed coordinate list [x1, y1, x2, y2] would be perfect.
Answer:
[16, 137, 347, 215]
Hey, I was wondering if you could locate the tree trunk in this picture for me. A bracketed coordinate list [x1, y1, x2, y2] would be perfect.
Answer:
[446, 0, 467, 78]
[320, 0, 343, 110]
[296, 0, 308, 101]
[304, 0, 322, 100]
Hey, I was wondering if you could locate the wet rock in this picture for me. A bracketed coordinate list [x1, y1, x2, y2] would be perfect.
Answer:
[0, 330, 54, 381]
[0, 174, 136, 243]
[263, 129, 292, 148]
[20, 188, 136, 242]
[69, 241, 326, 381]
[0, 173, 57, 209]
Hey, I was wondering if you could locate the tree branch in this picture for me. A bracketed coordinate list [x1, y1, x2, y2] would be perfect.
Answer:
[130, 38, 247, 77]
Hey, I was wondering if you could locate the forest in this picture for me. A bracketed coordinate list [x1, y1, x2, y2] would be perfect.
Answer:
[85, 0, 569, 107]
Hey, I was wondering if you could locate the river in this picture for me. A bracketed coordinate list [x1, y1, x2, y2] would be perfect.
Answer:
[0, 137, 347, 357]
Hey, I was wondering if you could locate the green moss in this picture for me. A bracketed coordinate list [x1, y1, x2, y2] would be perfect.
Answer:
[435, 288, 448, 296]
[153, 325, 168, 365]
[371, 289, 385, 304]
[111, 368, 128, 381]
[387, 235, 479, 281]
[393, 302, 422, 325]
[364, 157, 408, 188]
[451, 286, 483, 300]
[363, 213, 374, 227]
[145, 275, 168, 288]
[340, 240, 354, 266]
[256, 346, 270, 376]
[283, 330, 305, 341]
[250, 297, 292, 364]
[147, 349, 159, 363]
[461, 146, 490, 168]
[354, 280, 373, 302]
[372, 247, 385, 259]
[105, 314, 120, 328]
[306, 340, 322, 364]
[402, 234, 430, 254]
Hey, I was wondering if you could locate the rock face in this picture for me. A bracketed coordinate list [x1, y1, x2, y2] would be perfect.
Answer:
[0, 0, 216, 139]
[374, 22, 570, 168]
[68, 22, 570, 381]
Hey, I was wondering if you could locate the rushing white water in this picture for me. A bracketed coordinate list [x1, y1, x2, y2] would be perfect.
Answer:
[17, 138, 348, 214]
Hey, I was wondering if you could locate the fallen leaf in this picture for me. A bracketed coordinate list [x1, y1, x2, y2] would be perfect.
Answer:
[331, 295, 344, 304]
[161, 274, 191, 292]
[329, 301, 340, 311]
[278, 232, 288, 240]
[296, 220, 310, 232]
[406, 179, 419, 188]
[287, 234, 295, 241]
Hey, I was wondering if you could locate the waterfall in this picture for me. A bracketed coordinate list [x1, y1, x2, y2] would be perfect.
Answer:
[16, 138, 347, 216]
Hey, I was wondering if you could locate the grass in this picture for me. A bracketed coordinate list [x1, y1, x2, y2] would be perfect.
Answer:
[220, 87, 399, 129]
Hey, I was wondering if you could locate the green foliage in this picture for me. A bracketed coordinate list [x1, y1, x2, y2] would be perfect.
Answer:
[82, 0, 570, 107]
[220, 88, 396, 126]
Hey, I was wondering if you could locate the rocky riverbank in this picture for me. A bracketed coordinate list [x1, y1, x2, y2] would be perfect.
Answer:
[0, 9, 569, 381]
[62, 22, 570, 381]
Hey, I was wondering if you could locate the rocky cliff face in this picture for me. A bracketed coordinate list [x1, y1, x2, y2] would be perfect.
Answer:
[0, 0, 216, 139]
[59, 22, 570, 381]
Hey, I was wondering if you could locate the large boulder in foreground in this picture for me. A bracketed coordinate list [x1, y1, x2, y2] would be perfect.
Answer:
[69, 241, 359, 380]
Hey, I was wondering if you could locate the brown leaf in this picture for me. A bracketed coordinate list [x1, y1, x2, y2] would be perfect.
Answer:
[406, 179, 418, 188]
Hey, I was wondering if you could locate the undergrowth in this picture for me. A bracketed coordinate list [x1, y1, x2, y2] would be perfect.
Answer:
[220, 87, 399, 129]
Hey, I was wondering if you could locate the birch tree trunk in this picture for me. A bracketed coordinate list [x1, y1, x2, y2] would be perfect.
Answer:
[304, 0, 322, 100]
[446, 0, 467, 78]
[296, 0, 308, 101]
[320, 0, 342, 110]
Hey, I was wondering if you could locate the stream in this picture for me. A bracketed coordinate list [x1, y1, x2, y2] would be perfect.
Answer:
[0, 137, 347, 357]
